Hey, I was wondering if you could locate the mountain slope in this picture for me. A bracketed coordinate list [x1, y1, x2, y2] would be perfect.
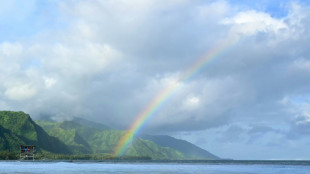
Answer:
[36, 120, 184, 159]
[0, 111, 219, 160]
[127, 138, 184, 159]
[0, 111, 71, 154]
[140, 135, 220, 160]
[0, 125, 25, 152]
[72, 117, 110, 130]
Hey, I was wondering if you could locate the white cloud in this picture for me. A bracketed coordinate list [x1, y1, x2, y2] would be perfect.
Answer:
[44, 77, 57, 89]
[4, 83, 37, 101]
[46, 42, 121, 76]
[183, 96, 200, 110]
[197, 1, 231, 19]
[222, 10, 287, 36]
[291, 59, 310, 72]
[0, 42, 24, 57]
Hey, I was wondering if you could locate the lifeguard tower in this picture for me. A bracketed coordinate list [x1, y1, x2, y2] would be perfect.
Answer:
[20, 145, 35, 160]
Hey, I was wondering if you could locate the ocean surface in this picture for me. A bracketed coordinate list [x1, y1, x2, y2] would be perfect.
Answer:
[0, 160, 309, 174]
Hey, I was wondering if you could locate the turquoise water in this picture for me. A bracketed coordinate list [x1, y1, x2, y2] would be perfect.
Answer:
[0, 161, 309, 174]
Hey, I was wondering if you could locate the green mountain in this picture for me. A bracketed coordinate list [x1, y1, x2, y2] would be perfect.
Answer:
[0, 111, 70, 154]
[0, 125, 24, 152]
[72, 117, 110, 130]
[140, 135, 220, 160]
[36, 120, 184, 159]
[0, 111, 219, 160]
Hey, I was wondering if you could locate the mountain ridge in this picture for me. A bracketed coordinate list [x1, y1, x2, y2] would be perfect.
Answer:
[140, 134, 220, 160]
[0, 111, 219, 160]
[0, 111, 71, 154]
[36, 120, 185, 159]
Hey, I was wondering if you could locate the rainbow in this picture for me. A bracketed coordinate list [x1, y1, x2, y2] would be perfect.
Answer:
[113, 38, 237, 156]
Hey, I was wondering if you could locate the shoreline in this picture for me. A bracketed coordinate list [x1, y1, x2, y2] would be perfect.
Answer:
[1, 160, 310, 166]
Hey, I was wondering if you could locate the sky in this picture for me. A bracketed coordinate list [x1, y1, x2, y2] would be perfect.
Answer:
[1, 0, 310, 160]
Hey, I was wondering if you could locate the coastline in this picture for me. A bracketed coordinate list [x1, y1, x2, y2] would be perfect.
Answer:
[1, 160, 310, 166]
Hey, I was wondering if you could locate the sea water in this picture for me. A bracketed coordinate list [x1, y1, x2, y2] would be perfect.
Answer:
[0, 161, 309, 174]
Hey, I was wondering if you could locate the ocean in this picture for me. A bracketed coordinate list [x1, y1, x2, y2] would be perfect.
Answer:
[0, 160, 309, 174]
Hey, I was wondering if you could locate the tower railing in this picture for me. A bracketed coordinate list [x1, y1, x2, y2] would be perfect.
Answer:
[20, 145, 35, 160]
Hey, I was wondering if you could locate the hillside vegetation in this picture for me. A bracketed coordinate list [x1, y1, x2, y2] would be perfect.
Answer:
[0, 111, 70, 154]
[36, 120, 184, 160]
[0, 111, 219, 160]
[140, 135, 220, 160]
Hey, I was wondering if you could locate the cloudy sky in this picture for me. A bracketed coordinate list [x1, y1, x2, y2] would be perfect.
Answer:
[1, 0, 310, 160]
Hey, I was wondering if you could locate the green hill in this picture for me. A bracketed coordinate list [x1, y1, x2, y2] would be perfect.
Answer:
[0, 125, 24, 152]
[0, 111, 70, 154]
[140, 135, 220, 160]
[0, 111, 219, 160]
[36, 120, 184, 160]
[72, 117, 110, 130]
